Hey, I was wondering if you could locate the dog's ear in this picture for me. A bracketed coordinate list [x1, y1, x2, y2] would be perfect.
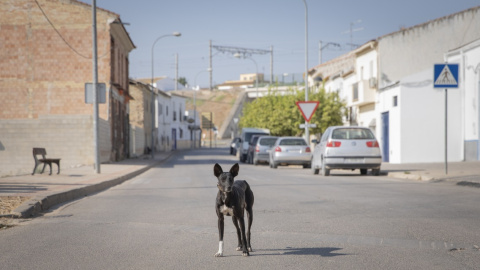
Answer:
[229, 163, 239, 177]
[214, 163, 223, 177]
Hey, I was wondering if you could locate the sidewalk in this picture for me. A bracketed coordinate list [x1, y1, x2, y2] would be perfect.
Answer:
[1, 151, 479, 219]
[0, 152, 173, 218]
[382, 161, 480, 187]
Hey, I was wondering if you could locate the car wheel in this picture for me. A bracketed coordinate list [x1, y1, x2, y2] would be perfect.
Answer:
[372, 168, 380, 176]
[312, 165, 319, 175]
[360, 169, 368, 175]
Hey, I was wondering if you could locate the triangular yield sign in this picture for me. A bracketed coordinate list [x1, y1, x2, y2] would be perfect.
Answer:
[296, 101, 319, 122]
[435, 65, 458, 86]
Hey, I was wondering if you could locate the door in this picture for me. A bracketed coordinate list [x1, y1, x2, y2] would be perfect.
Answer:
[381, 112, 389, 162]
[172, 129, 177, 150]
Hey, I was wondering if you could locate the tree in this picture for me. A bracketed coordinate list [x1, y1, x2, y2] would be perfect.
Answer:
[178, 77, 188, 87]
[239, 87, 346, 136]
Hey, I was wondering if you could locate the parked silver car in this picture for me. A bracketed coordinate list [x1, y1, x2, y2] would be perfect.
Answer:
[311, 126, 382, 176]
[269, 137, 312, 169]
[252, 136, 278, 165]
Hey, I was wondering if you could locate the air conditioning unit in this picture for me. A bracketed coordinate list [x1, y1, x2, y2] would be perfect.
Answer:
[369, 77, 377, 88]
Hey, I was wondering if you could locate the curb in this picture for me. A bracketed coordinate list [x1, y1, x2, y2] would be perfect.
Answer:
[387, 172, 433, 181]
[10, 153, 173, 218]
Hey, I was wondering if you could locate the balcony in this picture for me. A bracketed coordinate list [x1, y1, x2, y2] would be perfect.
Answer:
[350, 78, 377, 106]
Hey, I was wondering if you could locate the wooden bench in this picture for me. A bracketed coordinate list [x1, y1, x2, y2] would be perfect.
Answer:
[32, 148, 61, 175]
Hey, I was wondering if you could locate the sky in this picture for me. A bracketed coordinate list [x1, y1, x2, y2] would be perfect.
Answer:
[93, 0, 479, 89]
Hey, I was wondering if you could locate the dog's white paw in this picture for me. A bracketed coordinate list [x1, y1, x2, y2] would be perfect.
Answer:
[248, 247, 253, 252]
[242, 252, 249, 257]
[215, 241, 224, 257]
[236, 247, 242, 251]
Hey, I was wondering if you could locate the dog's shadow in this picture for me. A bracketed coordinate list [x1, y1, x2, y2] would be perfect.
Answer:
[257, 247, 349, 257]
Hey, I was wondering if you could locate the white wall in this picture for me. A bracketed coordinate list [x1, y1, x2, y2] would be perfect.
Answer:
[378, 68, 463, 163]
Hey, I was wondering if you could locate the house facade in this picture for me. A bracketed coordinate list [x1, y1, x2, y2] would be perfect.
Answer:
[128, 79, 153, 157]
[377, 7, 480, 163]
[0, 0, 134, 176]
[308, 6, 480, 164]
[446, 39, 480, 161]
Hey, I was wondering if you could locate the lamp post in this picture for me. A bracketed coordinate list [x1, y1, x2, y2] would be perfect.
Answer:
[234, 53, 259, 98]
[192, 68, 212, 148]
[151, 32, 181, 159]
[302, 0, 309, 141]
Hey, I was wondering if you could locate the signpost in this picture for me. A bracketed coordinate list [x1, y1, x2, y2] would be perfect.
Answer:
[434, 63, 459, 175]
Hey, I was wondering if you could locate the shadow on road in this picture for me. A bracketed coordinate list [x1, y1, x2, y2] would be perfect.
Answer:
[257, 246, 349, 257]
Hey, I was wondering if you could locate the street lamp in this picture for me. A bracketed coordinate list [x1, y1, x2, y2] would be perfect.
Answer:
[302, 0, 309, 141]
[151, 32, 181, 159]
[234, 53, 259, 98]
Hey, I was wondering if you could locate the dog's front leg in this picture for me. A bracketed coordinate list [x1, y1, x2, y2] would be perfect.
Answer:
[215, 214, 225, 257]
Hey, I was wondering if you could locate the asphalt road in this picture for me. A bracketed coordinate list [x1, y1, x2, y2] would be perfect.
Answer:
[1, 148, 480, 269]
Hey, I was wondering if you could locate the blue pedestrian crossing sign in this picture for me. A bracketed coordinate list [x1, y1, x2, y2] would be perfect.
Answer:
[434, 64, 459, 88]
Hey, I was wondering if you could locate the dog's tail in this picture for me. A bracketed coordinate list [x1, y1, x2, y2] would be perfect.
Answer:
[244, 181, 254, 210]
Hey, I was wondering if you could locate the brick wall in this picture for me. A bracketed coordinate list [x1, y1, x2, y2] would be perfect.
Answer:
[0, 0, 134, 175]
[0, 0, 114, 120]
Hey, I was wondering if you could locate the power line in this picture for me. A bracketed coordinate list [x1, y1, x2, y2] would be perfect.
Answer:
[34, 0, 108, 59]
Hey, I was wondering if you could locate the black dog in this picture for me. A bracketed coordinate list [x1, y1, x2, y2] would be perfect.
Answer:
[214, 163, 254, 257]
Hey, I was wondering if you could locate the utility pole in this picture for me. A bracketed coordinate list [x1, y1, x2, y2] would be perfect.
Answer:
[175, 53, 178, 91]
[92, 0, 100, 173]
[209, 40, 213, 91]
[270, 46, 274, 84]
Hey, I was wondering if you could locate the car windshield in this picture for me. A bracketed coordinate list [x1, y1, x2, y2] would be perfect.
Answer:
[279, 139, 307, 146]
[245, 132, 268, 142]
[259, 138, 277, 146]
[331, 128, 375, 140]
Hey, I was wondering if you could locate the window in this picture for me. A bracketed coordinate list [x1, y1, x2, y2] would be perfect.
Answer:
[393, 96, 398, 107]
[279, 139, 307, 146]
[332, 128, 375, 140]
[352, 83, 359, 101]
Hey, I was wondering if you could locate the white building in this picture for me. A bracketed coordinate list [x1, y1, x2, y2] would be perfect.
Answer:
[309, 41, 378, 131]
[446, 39, 480, 161]
[376, 7, 480, 163]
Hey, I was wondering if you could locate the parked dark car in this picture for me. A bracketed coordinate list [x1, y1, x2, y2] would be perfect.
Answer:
[230, 137, 241, 155]
[246, 135, 262, 164]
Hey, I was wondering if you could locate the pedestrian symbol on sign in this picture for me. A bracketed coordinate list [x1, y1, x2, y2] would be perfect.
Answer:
[435, 65, 457, 85]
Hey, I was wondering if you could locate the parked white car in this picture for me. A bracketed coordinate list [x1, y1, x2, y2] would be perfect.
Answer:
[269, 137, 312, 169]
[311, 126, 382, 176]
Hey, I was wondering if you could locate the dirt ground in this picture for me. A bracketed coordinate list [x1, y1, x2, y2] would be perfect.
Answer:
[175, 89, 242, 139]
[0, 196, 30, 229]
[0, 196, 30, 216]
